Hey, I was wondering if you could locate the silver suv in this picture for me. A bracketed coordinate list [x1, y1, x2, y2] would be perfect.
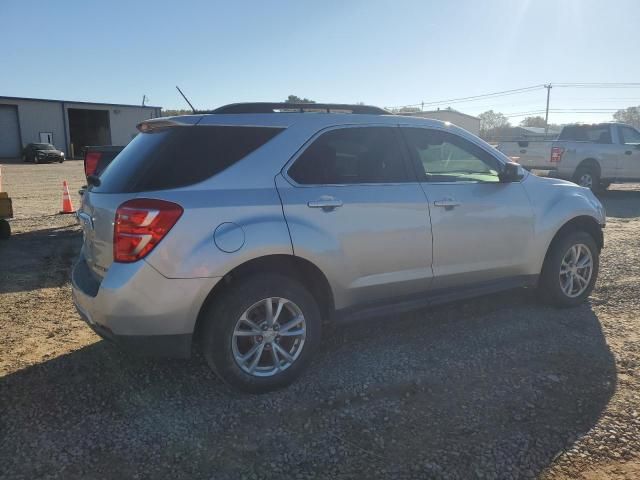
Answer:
[73, 103, 606, 393]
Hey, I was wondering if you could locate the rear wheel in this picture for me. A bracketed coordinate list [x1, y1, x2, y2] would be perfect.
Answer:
[201, 274, 322, 393]
[573, 165, 600, 192]
[538, 231, 599, 307]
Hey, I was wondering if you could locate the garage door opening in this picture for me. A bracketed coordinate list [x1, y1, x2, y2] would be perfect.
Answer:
[67, 108, 111, 158]
[0, 105, 21, 158]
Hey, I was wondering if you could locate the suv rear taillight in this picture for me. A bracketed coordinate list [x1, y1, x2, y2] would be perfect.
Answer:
[85, 151, 102, 177]
[550, 147, 565, 163]
[114, 199, 183, 263]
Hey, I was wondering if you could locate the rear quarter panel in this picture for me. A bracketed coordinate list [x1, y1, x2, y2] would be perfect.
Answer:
[143, 188, 293, 279]
[555, 141, 619, 179]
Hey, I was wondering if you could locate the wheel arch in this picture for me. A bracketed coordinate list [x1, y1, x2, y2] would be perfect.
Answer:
[575, 158, 601, 178]
[193, 254, 335, 340]
[542, 215, 603, 269]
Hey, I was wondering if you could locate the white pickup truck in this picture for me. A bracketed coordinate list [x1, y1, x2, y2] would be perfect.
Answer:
[497, 122, 640, 191]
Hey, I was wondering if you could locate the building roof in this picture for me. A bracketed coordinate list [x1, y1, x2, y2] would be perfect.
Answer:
[421, 109, 480, 120]
[397, 109, 479, 121]
[0, 95, 160, 109]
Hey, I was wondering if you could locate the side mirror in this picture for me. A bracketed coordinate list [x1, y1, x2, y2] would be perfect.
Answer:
[499, 162, 524, 183]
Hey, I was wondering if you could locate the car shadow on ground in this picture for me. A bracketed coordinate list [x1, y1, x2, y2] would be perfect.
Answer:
[1, 291, 616, 479]
[0, 223, 81, 294]
[599, 188, 640, 218]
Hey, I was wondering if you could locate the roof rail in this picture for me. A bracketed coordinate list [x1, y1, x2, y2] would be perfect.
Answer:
[209, 102, 390, 115]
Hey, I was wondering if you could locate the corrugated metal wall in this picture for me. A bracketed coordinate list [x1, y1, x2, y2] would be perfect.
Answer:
[0, 97, 160, 158]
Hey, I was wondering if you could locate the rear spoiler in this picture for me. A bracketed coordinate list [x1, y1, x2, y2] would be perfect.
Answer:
[137, 115, 202, 133]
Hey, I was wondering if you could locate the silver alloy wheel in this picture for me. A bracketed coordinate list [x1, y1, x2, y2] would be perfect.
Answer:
[559, 243, 593, 298]
[578, 173, 593, 188]
[231, 297, 306, 377]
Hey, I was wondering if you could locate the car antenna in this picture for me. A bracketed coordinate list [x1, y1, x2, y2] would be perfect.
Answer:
[176, 85, 196, 113]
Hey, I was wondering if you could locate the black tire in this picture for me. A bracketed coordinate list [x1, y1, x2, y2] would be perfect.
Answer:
[33, 155, 39, 164]
[0, 219, 10, 240]
[573, 165, 600, 192]
[22, 155, 27, 163]
[201, 273, 322, 393]
[59, 158, 65, 163]
[538, 231, 599, 307]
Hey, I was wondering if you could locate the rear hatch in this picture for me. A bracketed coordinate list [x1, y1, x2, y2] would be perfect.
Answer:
[79, 191, 136, 280]
[79, 117, 285, 279]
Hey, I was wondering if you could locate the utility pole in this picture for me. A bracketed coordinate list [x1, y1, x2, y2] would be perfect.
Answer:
[544, 84, 552, 134]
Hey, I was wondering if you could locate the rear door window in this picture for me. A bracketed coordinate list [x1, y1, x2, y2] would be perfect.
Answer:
[93, 126, 284, 193]
[287, 127, 411, 185]
[558, 125, 612, 144]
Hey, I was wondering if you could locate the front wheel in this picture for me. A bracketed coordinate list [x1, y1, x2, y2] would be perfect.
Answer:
[201, 274, 322, 393]
[538, 231, 599, 307]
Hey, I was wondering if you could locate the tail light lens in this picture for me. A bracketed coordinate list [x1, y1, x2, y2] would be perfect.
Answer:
[114, 199, 183, 263]
[85, 151, 101, 177]
[550, 147, 565, 163]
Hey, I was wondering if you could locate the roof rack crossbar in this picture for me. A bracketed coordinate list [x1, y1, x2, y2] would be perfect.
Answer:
[210, 102, 389, 115]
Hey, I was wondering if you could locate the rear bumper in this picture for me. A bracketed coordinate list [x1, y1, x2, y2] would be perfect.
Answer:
[77, 308, 193, 357]
[72, 254, 220, 358]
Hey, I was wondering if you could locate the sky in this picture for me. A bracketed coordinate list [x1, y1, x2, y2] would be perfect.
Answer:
[1, 0, 639, 125]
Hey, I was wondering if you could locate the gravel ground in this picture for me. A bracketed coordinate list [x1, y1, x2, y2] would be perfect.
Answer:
[1, 162, 639, 479]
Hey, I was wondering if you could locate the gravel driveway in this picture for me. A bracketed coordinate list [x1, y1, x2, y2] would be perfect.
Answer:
[1, 162, 639, 479]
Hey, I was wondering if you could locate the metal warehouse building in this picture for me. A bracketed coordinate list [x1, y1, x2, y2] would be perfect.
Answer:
[0, 96, 161, 158]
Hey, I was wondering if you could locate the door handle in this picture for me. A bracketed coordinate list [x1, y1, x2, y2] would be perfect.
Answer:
[625, 150, 633, 155]
[307, 197, 343, 210]
[433, 199, 461, 209]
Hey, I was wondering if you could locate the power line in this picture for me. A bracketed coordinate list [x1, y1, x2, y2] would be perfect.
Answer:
[553, 83, 640, 88]
[503, 108, 622, 118]
[388, 84, 545, 109]
[390, 83, 640, 111]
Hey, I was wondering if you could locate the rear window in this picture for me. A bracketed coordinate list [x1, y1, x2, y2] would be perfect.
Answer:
[92, 125, 284, 193]
[558, 125, 612, 144]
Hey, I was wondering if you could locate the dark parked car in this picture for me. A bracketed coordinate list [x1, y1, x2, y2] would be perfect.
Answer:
[22, 143, 65, 163]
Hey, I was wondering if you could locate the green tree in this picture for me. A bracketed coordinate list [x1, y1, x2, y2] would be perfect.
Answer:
[520, 116, 547, 128]
[478, 110, 510, 139]
[285, 95, 315, 104]
[613, 106, 640, 128]
[398, 106, 421, 113]
[160, 109, 193, 117]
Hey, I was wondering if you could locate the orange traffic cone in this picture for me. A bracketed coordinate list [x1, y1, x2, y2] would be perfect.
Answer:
[60, 180, 75, 214]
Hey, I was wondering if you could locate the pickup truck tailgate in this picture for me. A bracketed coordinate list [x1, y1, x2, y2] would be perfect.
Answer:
[497, 141, 554, 169]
